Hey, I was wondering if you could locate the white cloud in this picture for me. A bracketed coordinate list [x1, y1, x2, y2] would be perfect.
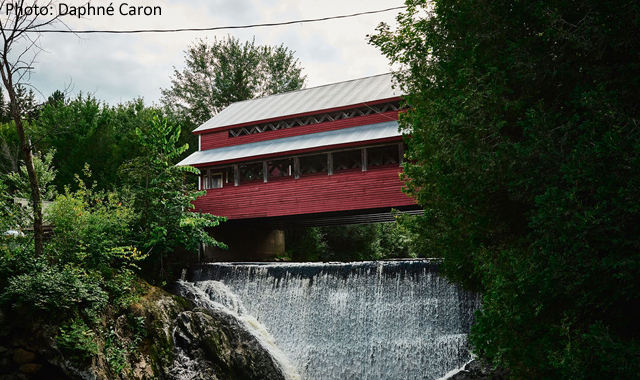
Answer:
[21, 0, 403, 105]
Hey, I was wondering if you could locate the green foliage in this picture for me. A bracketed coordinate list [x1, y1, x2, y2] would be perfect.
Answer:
[0, 178, 20, 234]
[286, 223, 414, 261]
[103, 315, 147, 373]
[4, 149, 57, 201]
[103, 268, 142, 309]
[46, 168, 138, 270]
[34, 95, 160, 192]
[0, 234, 37, 290]
[1, 265, 108, 323]
[104, 326, 129, 373]
[0, 84, 38, 123]
[370, 0, 640, 378]
[0, 92, 225, 367]
[161, 35, 306, 126]
[57, 319, 100, 362]
[0, 167, 148, 363]
[121, 112, 225, 280]
[0, 121, 21, 173]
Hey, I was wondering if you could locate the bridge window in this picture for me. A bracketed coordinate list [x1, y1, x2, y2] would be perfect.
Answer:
[210, 173, 223, 189]
[201, 170, 222, 189]
[202, 168, 234, 189]
[268, 158, 294, 179]
[299, 153, 328, 175]
[367, 145, 400, 168]
[333, 149, 362, 172]
[224, 167, 235, 185]
[239, 162, 264, 182]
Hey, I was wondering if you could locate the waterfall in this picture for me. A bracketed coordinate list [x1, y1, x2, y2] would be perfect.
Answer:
[174, 280, 302, 380]
[182, 260, 480, 380]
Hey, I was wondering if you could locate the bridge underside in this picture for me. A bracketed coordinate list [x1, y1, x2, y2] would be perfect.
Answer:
[200, 206, 423, 262]
[223, 205, 424, 230]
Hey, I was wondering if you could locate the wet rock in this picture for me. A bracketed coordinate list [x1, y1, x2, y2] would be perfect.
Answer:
[1, 285, 290, 380]
[446, 360, 510, 380]
[171, 309, 286, 380]
[11, 349, 35, 365]
[0, 357, 12, 371]
[19, 363, 42, 374]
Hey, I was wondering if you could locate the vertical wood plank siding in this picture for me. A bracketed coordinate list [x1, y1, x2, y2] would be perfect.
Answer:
[191, 165, 414, 220]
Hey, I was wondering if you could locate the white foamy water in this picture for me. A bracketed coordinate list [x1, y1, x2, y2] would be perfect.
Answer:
[176, 280, 302, 380]
[184, 260, 480, 380]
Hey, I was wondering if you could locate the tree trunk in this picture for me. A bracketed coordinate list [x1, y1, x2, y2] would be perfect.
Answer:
[2, 74, 44, 257]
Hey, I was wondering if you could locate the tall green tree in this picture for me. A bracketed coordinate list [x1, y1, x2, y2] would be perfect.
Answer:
[0, 87, 41, 174]
[370, 1, 640, 378]
[34, 95, 158, 192]
[161, 36, 306, 127]
[120, 113, 225, 280]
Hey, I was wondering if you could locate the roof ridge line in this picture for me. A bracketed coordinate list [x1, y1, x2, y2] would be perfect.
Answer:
[228, 72, 395, 106]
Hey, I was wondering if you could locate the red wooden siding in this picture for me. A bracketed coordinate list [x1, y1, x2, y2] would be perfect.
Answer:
[199, 111, 401, 151]
[192, 165, 414, 220]
[200, 131, 228, 151]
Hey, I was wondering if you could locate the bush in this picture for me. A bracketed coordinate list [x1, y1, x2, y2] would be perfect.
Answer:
[46, 172, 137, 270]
[57, 318, 100, 362]
[371, 0, 640, 378]
[1, 265, 108, 323]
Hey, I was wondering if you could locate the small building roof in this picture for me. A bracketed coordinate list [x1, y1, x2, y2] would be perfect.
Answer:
[178, 120, 400, 167]
[193, 73, 400, 133]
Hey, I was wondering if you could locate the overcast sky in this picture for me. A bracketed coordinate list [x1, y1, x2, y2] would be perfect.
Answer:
[13, 0, 404, 106]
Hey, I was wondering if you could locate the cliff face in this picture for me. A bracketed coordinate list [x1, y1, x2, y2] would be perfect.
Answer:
[0, 286, 286, 380]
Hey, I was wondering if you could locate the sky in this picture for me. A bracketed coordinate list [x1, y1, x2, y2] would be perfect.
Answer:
[10, 0, 405, 106]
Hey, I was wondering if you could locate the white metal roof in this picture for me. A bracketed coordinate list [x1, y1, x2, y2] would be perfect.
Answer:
[193, 73, 400, 133]
[179, 120, 400, 167]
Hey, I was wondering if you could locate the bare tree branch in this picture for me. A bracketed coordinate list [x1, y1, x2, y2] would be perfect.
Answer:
[0, 0, 65, 256]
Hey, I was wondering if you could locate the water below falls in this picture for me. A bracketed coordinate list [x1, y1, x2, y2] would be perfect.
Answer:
[182, 260, 480, 380]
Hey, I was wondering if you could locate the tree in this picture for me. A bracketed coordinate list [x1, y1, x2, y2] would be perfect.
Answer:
[34, 95, 158, 192]
[0, 0, 61, 256]
[161, 36, 306, 127]
[0, 121, 21, 173]
[120, 112, 225, 281]
[370, 0, 640, 378]
[5, 149, 57, 201]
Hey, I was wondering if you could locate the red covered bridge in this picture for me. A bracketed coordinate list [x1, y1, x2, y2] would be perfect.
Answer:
[178, 74, 420, 259]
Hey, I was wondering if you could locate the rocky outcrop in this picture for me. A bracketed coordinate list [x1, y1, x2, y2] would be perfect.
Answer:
[171, 310, 286, 380]
[0, 286, 286, 380]
[444, 360, 510, 380]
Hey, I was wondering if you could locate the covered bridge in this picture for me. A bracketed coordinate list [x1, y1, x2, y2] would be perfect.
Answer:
[178, 73, 420, 259]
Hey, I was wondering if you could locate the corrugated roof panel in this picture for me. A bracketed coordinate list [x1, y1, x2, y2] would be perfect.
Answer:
[194, 73, 400, 133]
[179, 120, 400, 167]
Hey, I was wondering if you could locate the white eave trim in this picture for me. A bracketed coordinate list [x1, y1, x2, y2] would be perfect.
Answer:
[178, 120, 401, 167]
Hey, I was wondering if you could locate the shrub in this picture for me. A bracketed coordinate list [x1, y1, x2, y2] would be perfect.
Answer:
[57, 318, 99, 362]
[1, 265, 108, 323]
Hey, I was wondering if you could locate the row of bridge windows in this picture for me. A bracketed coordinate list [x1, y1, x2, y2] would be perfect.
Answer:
[200, 143, 404, 190]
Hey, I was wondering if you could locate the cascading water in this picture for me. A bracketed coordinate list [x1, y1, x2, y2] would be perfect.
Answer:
[182, 260, 480, 380]
[174, 280, 302, 380]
